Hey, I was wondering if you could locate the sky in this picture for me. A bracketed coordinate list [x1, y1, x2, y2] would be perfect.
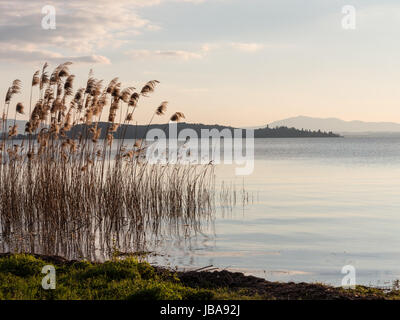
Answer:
[0, 0, 400, 127]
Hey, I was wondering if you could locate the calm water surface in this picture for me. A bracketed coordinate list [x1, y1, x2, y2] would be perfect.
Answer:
[151, 137, 400, 287]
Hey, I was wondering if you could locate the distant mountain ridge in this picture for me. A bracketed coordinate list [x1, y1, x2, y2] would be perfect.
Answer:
[268, 116, 400, 133]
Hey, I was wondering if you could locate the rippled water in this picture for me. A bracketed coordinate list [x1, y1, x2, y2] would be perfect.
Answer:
[3, 136, 400, 287]
[151, 137, 400, 287]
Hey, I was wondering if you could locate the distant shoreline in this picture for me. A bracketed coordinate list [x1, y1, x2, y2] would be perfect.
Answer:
[7, 122, 342, 139]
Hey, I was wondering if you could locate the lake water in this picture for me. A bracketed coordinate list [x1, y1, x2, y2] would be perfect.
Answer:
[151, 137, 400, 287]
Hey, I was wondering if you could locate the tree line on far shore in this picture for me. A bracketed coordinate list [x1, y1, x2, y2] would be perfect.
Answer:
[8, 122, 341, 139]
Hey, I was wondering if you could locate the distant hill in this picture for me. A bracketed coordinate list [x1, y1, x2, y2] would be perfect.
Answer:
[7, 121, 340, 139]
[67, 122, 339, 139]
[268, 116, 400, 133]
[254, 125, 339, 138]
[1, 120, 27, 135]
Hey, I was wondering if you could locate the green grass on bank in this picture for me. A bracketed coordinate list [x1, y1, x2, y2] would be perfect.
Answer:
[0, 254, 257, 300]
[1, 254, 400, 300]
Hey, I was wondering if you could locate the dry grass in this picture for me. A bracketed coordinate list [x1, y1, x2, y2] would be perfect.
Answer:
[0, 62, 215, 261]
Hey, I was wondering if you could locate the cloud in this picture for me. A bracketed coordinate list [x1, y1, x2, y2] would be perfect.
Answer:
[125, 40, 287, 62]
[230, 42, 265, 53]
[201, 43, 222, 52]
[0, 44, 110, 64]
[0, 0, 170, 63]
[127, 49, 204, 60]
[0, 0, 244, 64]
[0, 1, 156, 43]
[204, 41, 289, 54]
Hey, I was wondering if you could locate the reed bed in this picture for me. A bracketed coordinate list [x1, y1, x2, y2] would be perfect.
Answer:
[0, 62, 215, 261]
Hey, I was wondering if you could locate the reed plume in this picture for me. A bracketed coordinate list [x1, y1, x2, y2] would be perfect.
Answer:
[140, 80, 160, 97]
[170, 112, 185, 122]
[156, 101, 168, 115]
[32, 71, 40, 87]
[16, 103, 24, 114]
[40, 63, 49, 91]
[5, 80, 22, 103]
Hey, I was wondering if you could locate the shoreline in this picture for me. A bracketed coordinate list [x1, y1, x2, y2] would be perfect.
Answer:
[0, 253, 398, 300]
